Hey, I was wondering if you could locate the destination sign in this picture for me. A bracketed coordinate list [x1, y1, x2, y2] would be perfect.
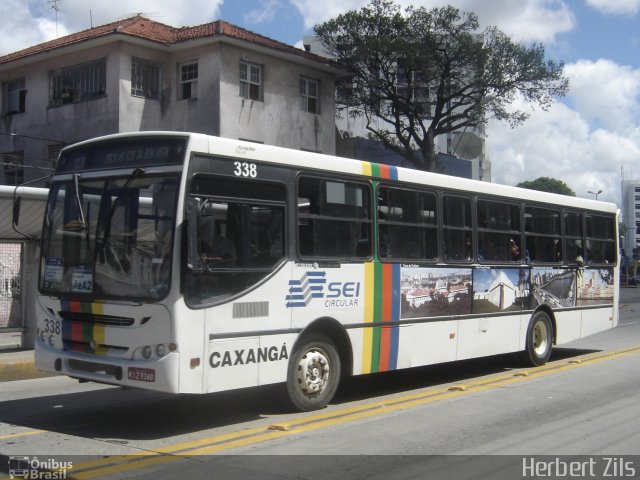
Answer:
[56, 136, 187, 173]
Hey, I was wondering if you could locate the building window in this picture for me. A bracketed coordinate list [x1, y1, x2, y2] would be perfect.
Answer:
[300, 77, 319, 113]
[239, 61, 262, 101]
[2, 151, 24, 186]
[178, 61, 198, 100]
[49, 59, 106, 106]
[131, 58, 162, 99]
[336, 77, 357, 106]
[3, 78, 26, 115]
[396, 62, 431, 116]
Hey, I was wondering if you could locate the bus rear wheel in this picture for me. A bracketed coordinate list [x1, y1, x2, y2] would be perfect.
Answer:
[522, 311, 553, 366]
[286, 333, 341, 411]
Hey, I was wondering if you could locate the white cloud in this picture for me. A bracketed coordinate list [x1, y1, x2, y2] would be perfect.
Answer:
[586, 0, 640, 15]
[290, 0, 575, 43]
[56, 0, 223, 30]
[447, 0, 575, 44]
[564, 60, 640, 134]
[289, 0, 364, 29]
[0, 0, 69, 56]
[487, 91, 640, 205]
[244, 0, 282, 25]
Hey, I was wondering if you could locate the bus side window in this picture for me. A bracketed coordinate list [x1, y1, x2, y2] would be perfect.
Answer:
[443, 195, 473, 262]
[586, 214, 616, 264]
[525, 206, 561, 263]
[297, 176, 371, 259]
[377, 186, 437, 261]
[477, 199, 521, 263]
[564, 212, 584, 264]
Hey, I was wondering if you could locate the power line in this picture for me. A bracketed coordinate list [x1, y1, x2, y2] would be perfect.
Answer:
[0, 161, 54, 172]
[0, 131, 68, 143]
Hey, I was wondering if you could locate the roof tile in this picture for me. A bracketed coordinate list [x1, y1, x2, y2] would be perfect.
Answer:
[0, 15, 335, 68]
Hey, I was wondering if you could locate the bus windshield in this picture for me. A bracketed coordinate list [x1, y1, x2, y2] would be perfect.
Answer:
[40, 174, 180, 300]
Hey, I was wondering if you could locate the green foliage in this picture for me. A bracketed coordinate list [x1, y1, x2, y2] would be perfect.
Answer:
[315, 0, 569, 171]
[516, 177, 576, 196]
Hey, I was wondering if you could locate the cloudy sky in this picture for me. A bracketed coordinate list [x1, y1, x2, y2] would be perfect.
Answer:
[1, 0, 639, 205]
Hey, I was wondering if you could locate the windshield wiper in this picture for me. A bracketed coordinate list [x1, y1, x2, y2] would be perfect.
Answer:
[73, 173, 87, 230]
[99, 168, 146, 257]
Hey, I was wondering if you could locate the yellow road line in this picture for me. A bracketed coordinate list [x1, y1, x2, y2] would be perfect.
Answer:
[63, 345, 640, 479]
[0, 429, 45, 440]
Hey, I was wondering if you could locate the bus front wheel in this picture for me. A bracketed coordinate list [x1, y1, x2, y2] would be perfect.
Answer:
[522, 311, 553, 366]
[286, 333, 341, 411]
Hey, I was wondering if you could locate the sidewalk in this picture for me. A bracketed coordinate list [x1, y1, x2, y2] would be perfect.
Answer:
[0, 349, 50, 382]
[0, 332, 52, 382]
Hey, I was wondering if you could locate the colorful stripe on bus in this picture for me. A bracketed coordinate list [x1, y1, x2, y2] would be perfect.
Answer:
[360, 161, 400, 374]
[361, 161, 399, 180]
[362, 262, 401, 374]
[61, 300, 107, 355]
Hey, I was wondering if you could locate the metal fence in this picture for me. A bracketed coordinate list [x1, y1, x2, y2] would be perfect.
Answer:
[0, 243, 22, 330]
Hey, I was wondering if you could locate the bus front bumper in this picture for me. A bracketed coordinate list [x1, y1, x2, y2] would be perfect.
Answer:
[35, 342, 180, 393]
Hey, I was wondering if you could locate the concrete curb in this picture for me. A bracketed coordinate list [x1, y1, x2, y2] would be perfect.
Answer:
[0, 351, 55, 382]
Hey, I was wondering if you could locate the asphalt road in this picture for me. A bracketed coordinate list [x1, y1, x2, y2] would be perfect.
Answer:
[1, 289, 640, 479]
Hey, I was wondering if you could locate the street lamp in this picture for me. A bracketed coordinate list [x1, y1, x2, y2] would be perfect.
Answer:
[588, 189, 602, 200]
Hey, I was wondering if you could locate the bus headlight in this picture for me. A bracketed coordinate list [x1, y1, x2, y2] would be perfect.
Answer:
[142, 346, 152, 359]
[156, 344, 166, 357]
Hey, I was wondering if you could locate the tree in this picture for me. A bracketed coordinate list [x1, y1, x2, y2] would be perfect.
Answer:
[315, 0, 569, 171]
[516, 177, 576, 196]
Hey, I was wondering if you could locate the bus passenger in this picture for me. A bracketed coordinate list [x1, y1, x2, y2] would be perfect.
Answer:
[510, 239, 521, 261]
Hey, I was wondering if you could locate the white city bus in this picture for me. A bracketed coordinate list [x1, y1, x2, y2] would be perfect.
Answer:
[33, 132, 619, 410]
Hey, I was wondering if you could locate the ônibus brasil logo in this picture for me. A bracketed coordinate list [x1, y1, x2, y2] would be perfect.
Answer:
[8, 456, 73, 479]
[286, 271, 360, 308]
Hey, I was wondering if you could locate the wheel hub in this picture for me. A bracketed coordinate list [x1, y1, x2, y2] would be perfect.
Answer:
[533, 321, 549, 355]
[297, 349, 330, 396]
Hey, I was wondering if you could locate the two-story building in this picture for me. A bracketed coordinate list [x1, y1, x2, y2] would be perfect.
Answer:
[0, 15, 345, 186]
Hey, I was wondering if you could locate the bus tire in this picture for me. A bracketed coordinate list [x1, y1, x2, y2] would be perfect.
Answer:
[522, 311, 553, 366]
[286, 333, 341, 411]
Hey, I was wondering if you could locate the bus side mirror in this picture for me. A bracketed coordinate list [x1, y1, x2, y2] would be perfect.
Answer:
[186, 196, 204, 271]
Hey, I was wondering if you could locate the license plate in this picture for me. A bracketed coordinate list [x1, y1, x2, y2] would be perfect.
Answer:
[127, 367, 156, 382]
